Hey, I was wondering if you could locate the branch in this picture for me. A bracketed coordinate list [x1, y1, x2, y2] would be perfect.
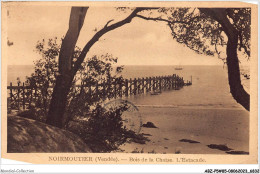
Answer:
[214, 42, 226, 63]
[136, 14, 171, 23]
[238, 31, 250, 57]
[136, 14, 197, 25]
[72, 8, 150, 75]
[104, 19, 114, 28]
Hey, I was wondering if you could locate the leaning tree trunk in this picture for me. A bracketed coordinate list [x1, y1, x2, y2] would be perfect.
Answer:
[226, 29, 250, 111]
[46, 7, 88, 128]
[199, 8, 250, 111]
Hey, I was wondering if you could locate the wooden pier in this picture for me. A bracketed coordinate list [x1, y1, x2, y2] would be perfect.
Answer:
[7, 74, 192, 111]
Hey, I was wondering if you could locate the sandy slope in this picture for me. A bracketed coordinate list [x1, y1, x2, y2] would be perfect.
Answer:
[7, 116, 91, 153]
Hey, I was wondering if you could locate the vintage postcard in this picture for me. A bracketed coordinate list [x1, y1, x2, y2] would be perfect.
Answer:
[1, 1, 258, 166]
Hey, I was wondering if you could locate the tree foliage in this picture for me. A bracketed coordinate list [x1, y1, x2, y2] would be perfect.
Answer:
[135, 7, 250, 110]
[166, 8, 250, 60]
[226, 8, 251, 57]
[66, 53, 124, 124]
[137, 7, 250, 61]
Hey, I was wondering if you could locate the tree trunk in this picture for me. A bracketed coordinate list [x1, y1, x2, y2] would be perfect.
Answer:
[226, 29, 250, 111]
[199, 8, 250, 111]
[46, 74, 73, 128]
[46, 7, 88, 128]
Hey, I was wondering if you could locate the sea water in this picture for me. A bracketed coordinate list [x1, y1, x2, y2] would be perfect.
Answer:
[7, 65, 250, 110]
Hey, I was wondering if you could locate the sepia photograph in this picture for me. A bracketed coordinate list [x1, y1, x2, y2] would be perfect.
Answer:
[1, 1, 258, 165]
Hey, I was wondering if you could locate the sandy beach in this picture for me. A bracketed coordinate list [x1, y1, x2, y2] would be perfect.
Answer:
[118, 106, 249, 154]
[113, 65, 250, 154]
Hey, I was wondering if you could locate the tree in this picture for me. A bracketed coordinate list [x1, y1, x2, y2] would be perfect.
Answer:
[46, 7, 88, 127]
[136, 8, 250, 111]
[199, 8, 250, 111]
[46, 7, 157, 128]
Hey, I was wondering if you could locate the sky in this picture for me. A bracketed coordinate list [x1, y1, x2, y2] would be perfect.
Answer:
[4, 4, 248, 66]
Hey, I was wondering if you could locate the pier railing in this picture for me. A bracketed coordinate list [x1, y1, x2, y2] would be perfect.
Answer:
[7, 74, 192, 111]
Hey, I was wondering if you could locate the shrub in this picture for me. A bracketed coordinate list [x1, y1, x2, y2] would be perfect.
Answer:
[67, 103, 130, 152]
